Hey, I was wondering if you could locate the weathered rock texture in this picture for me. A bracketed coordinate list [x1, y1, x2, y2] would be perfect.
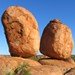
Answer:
[39, 58, 75, 74]
[0, 56, 62, 75]
[2, 6, 40, 57]
[0, 56, 41, 75]
[65, 68, 75, 75]
[0, 56, 41, 69]
[40, 19, 73, 59]
[30, 65, 62, 75]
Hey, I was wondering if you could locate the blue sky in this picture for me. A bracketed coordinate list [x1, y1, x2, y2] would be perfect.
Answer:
[0, 0, 75, 55]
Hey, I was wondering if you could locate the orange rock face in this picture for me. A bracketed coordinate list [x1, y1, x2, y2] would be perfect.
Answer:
[2, 6, 40, 57]
[30, 65, 62, 75]
[0, 56, 41, 75]
[65, 68, 75, 75]
[40, 19, 73, 59]
[39, 58, 75, 73]
[0, 56, 62, 75]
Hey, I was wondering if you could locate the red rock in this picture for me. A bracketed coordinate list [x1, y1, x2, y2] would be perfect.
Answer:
[65, 68, 75, 75]
[40, 19, 73, 59]
[39, 58, 75, 74]
[30, 65, 62, 75]
[2, 6, 40, 57]
[0, 56, 62, 75]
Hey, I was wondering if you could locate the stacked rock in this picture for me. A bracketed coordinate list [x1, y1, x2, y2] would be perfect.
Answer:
[1, 6, 75, 75]
[2, 6, 40, 57]
[39, 19, 75, 74]
[40, 19, 73, 59]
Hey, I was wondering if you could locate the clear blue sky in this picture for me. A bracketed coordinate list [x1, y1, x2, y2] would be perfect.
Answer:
[0, 0, 75, 55]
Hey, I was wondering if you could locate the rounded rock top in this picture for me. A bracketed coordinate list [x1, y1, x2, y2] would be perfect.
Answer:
[50, 19, 61, 23]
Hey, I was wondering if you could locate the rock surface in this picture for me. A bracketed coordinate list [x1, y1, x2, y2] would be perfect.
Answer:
[39, 58, 75, 74]
[40, 19, 73, 59]
[0, 56, 41, 75]
[30, 65, 62, 75]
[65, 68, 75, 75]
[2, 6, 40, 57]
[0, 56, 62, 75]
[0, 56, 41, 68]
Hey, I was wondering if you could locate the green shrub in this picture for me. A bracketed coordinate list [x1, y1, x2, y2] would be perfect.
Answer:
[71, 55, 75, 61]
[6, 71, 15, 75]
[15, 63, 31, 75]
[7, 63, 31, 75]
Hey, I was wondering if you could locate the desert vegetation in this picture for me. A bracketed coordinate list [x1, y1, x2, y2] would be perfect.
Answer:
[6, 63, 31, 75]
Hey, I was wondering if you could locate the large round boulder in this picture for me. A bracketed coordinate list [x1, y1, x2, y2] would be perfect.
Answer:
[40, 19, 73, 59]
[2, 6, 40, 57]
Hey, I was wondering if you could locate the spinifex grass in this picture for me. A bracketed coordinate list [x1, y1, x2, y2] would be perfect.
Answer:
[7, 63, 31, 75]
